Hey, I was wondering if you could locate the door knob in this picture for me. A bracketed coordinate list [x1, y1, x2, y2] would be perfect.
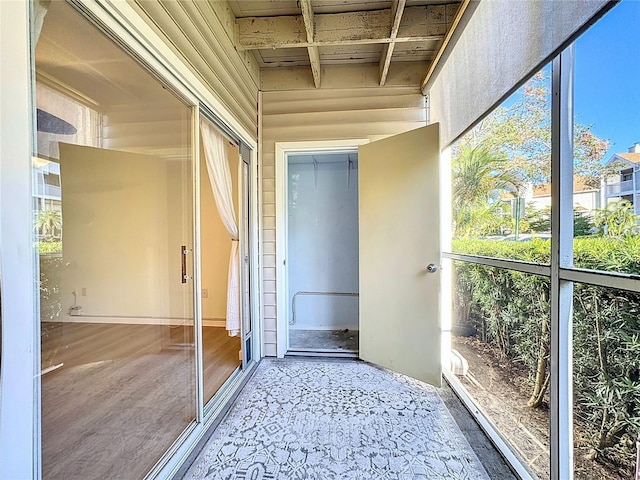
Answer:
[427, 263, 438, 273]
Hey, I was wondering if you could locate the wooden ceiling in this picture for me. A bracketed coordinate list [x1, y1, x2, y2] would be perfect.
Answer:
[228, 0, 464, 88]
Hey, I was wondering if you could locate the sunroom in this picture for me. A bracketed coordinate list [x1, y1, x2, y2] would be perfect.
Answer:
[1, 1, 639, 479]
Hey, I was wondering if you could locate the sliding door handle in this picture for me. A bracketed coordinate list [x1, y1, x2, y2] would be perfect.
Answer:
[181, 246, 192, 283]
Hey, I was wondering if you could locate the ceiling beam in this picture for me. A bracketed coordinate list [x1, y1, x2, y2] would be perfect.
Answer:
[237, 6, 449, 50]
[307, 46, 321, 88]
[421, 0, 470, 92]
[262, 62, 426, 91]
[299, 0, 314, 42]
[379, 0, 406, 86]
[299, 0, 321, 88]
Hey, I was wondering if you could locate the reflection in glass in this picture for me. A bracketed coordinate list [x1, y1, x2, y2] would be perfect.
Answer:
[573, 284, 640, 479]
[450, 67, 552, 263]
[35, 3, 195, 479]
[448, 262, 550, 479]
[199, 139, 242, 406]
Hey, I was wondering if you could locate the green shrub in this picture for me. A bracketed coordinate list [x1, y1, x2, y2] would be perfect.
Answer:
[38, 241, 62, 255]
[39, 256, 63, 321]
[453, 236, 640, 467]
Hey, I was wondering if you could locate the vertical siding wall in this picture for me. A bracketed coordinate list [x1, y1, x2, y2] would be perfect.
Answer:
[260, 87, 427, 356]
[132, 0, 260, 136]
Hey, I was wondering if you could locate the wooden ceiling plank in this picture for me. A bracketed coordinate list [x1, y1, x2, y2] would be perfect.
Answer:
[237, 6, 448, 50]
[314, 9, 390, 44]
[261, 62, 426, 90]
[237, 15, 307, 49]
[379, 0, 406, 86]
[299, 0, 321, 88]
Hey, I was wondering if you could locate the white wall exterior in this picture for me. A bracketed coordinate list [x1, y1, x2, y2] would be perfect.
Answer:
[530, 190, 600, 213]
[132, 0, 260, 136]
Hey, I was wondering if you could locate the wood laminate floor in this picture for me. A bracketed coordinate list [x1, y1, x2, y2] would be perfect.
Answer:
[40, 323, 240, 480]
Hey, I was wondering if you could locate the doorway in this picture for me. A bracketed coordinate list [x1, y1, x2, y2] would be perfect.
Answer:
[275, 127, 442, 386]
[286, 152, 360, 356]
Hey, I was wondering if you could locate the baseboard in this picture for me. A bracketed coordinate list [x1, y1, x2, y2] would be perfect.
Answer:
[286, 349, 359, 358]
[289, 327, 360, 332]
[43, 316, 227, 327]
[203, 318, 226, 328]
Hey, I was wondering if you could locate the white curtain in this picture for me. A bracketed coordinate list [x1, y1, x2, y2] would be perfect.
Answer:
[200, 117, 240, 336]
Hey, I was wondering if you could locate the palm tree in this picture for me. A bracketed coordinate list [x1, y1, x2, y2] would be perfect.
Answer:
[35, 209, 62, 240]
[452, 146, 520, 237]
[594, 200, 639, 237]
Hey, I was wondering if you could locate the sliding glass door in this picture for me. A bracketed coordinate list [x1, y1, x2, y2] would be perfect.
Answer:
[35, 2, 196, 478]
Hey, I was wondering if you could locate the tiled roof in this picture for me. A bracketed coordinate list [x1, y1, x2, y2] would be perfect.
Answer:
[533, 176, 597, 196]
[617, 153, 640, 163]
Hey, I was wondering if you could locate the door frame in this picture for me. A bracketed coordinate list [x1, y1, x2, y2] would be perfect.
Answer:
[275, 139, 369, 358]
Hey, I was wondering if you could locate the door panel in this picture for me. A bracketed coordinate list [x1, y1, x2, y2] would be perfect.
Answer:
[199, 135, 243, 405]
[358, 124, 441, 386]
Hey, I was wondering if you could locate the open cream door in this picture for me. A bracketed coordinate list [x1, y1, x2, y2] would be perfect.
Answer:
[358, 124, 441, 386]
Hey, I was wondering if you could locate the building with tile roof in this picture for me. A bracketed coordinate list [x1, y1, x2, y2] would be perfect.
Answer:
[603, 142, 640, 214]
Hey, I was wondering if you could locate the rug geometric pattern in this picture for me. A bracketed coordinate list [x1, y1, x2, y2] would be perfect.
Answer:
[183, 358, 490, 480]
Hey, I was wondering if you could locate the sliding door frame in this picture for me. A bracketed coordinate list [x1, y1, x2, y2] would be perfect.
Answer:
[0, 0, 261, 478]
[0, 2, 38, 479]
[69, 3, 262, 478]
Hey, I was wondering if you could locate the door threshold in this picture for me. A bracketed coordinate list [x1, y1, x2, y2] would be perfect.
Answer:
[286, 349, 359, 359]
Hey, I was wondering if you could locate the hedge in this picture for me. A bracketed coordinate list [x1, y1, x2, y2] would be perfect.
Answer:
[38, 241, 62, 255]
[452, 236, 640, 468]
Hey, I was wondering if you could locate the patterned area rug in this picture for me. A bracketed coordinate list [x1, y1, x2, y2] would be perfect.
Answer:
[183, 359, 490, 480]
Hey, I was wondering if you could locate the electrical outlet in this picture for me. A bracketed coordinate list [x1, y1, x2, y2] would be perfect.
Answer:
[202, 289, 208, 298]
[81, 287, 87, 296]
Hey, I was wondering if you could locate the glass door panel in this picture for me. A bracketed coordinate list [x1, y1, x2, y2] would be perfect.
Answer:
[35, 3, 196, 479]
[199, 127, 242, 406]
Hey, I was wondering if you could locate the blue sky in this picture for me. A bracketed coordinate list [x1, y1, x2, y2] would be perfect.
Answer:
[574, 0, 640, 160]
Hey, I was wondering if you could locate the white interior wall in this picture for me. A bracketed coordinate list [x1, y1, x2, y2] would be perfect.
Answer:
[287, 155, 359, 331]
[53, 141, 239, 325]
[58, 143, 191, 322]
[261, 86, 427, 356]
